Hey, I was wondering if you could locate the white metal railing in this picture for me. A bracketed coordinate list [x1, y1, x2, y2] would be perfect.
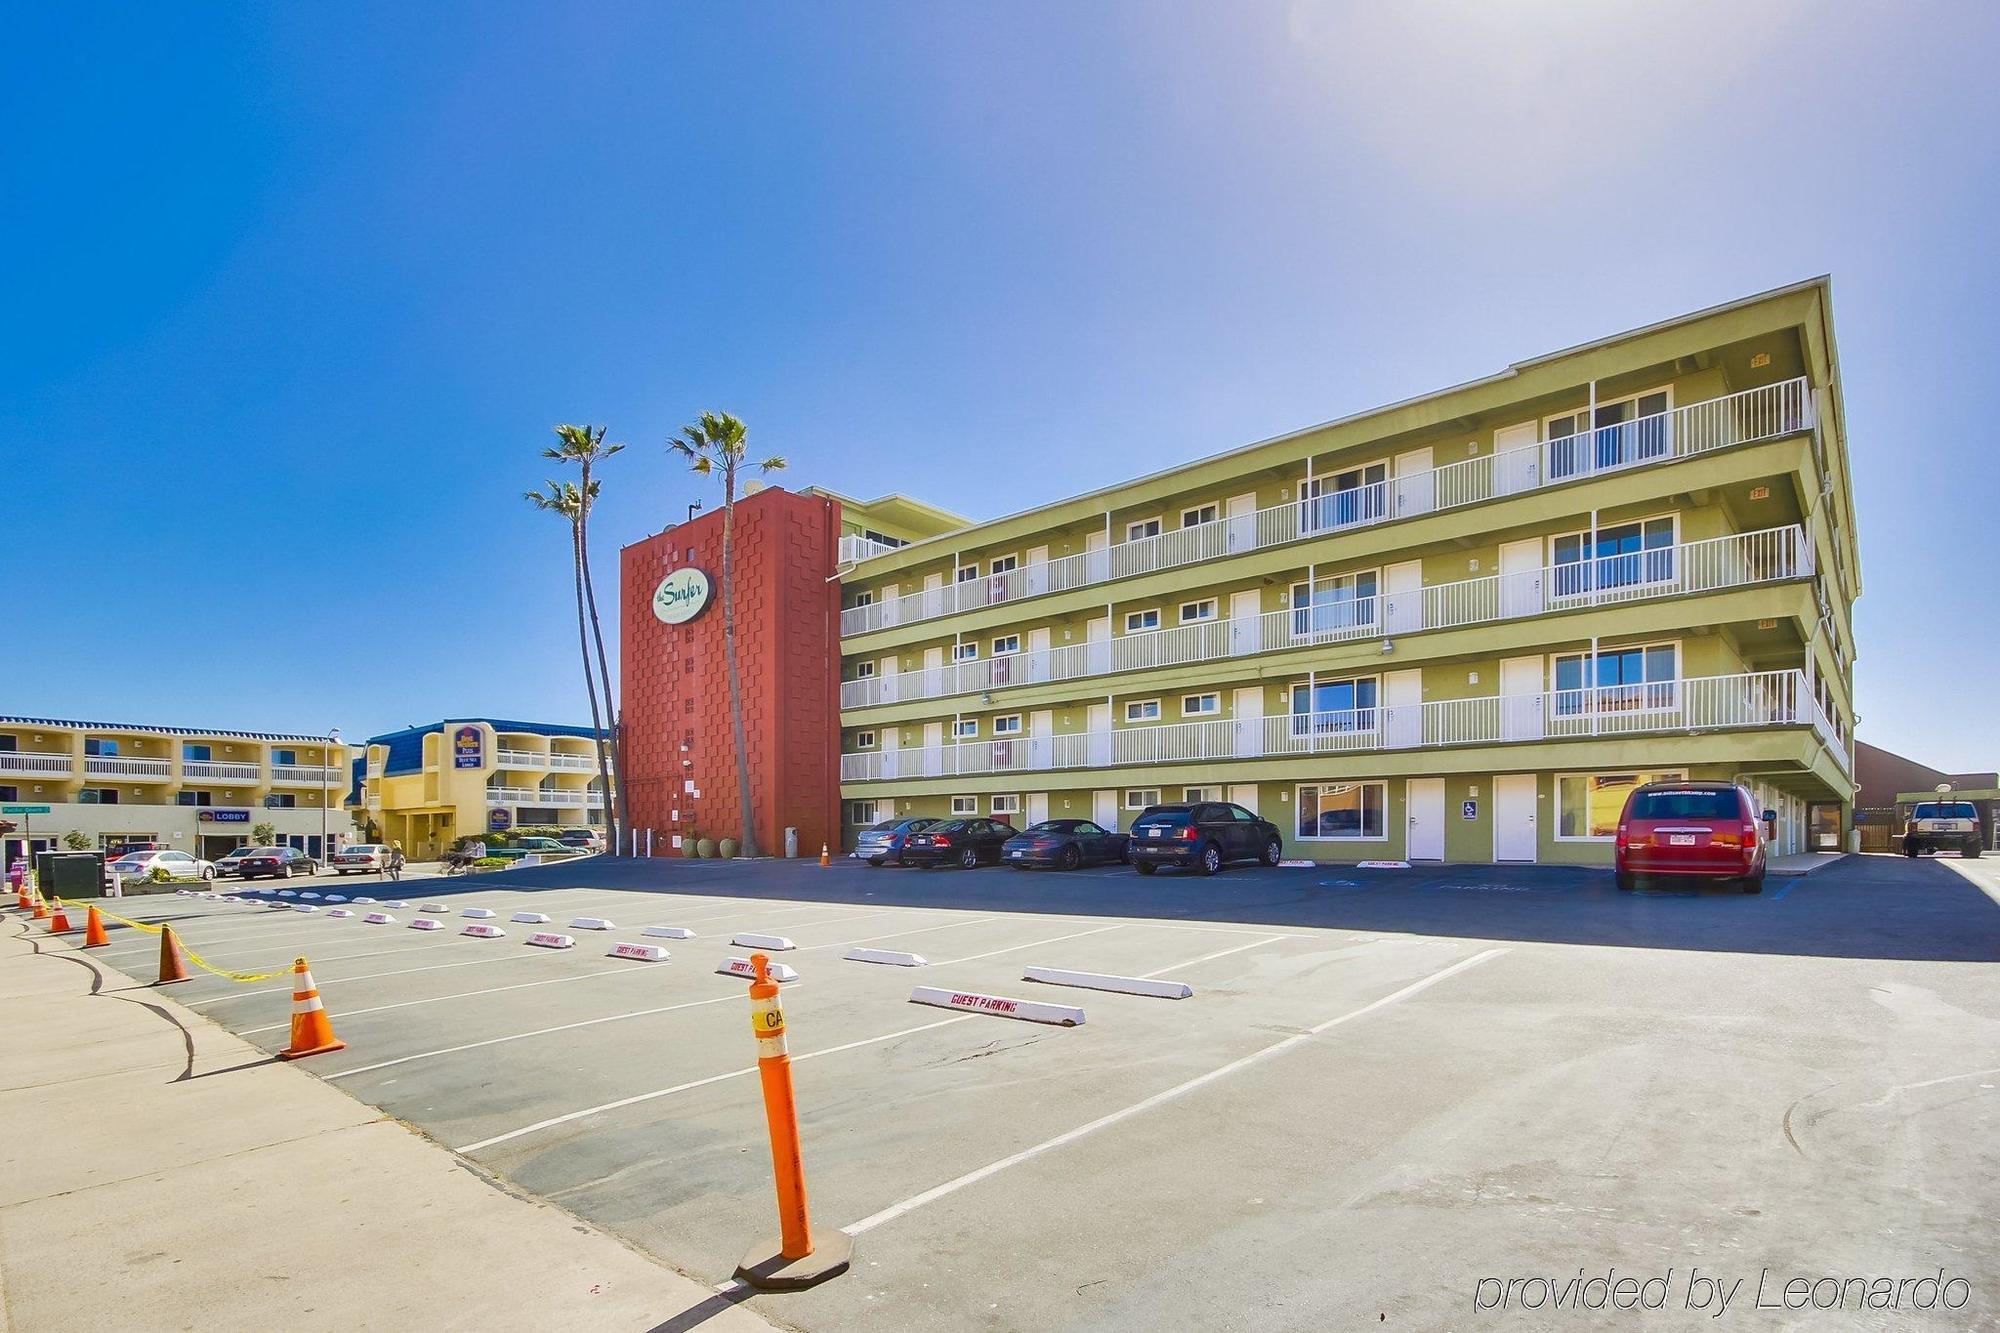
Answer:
[0, 751, 76, 777]
[840, 525, 1809, 710]
[181, 760, 260, 782]
[839, 378, 1813, 635]
[495, 749, 547, 767]
[842, 669, 1822, 781]
[545, 752, 597, 771]
[485, 786, 589, 806]
[268, 764, 337, 784]
[83, 755, 171, 779]
[840, 534, 905, 565]
[1806, 685, 1853, 774]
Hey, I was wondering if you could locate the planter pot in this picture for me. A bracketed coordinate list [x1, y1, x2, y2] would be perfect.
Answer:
[718, 838, 739, 860]
[683, 840, 703, 859]
[696, 839, 717, 859]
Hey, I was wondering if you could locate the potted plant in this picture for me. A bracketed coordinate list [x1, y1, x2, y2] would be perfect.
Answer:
[718, 837, 739, 859]
[696, 837, 717, 859]
[683, 832, 703, 859]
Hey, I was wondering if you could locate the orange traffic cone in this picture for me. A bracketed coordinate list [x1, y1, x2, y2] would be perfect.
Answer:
[155, 926, 192, 985]
[819, 843, 831, 868]
[31, 892, 50, 921]
[278, 958, 345, 1060]
[14, 885, 28, 911]
[83, 906, 110, 948]
[47, 900, 74, 934]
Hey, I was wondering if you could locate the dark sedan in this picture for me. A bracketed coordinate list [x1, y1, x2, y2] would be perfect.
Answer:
[900, 818, 1018, 869]
[1001, 819, 1130, 870]
[237, 847, 319, 880]
[1128, 801, 1283, 875]
[854, 816, 942, 867]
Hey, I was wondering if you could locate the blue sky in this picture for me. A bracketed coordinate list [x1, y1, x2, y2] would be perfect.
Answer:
[4, 3, 1996, 768]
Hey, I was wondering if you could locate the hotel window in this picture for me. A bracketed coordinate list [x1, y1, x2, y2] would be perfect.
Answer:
[1184, 785, 1222, 802]
[846, 800, 880, 825]
[1124, 699, 1162, 723]
[852, 590, 875, 607]
[266, 793, 297, 809]
[1552, 517, 1676, 597]
[0, 786, 15, 802]
[1296, 782, 1388, 840]
[1556, 770, 1687, 840]
[1545, 387, 1672, 478]
[1302, 461, 1388, 531]
[953, 642, 980, 662]
[1124, 788, 1161, 810]
[1182, 693, 1220, 717]
[990, 554, 1019, 574]
[78, 788, 119, 805]
[83, 738, 119, 757]
[854, 661, 877, 679]
[1291, 676, 1378, 733]
[1290, 570, 1378, 637]
[951, 795, 978, 815]
[1124, 608, 1161, 633]
[853, 731, 877, 749]
[273, 749, 297, 766]
[1181, 503, 1219, 527]
[993, 715, 1023, 736]
[956, 564, 981, 582]
[182, 743, 212, 762]
[991, 794, 1022, 816]
[1125, 517, 1162, 542]
[1179, 598, 1217, 623]
[1552, 644, 1679, 714]
[862, 530, 906, 550]
[175, 790, 214, 807]
[991, 634, 1021, 655]
[953, 719, 980, 740]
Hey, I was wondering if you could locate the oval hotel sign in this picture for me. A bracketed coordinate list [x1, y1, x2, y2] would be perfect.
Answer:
[652, 567, 713, 625]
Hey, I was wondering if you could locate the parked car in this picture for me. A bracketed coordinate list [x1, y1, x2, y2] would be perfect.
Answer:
[330, 844, 394, 874]
[236, 847, 319, 880]
[105, 841, 171, 859]
[1614, 781, 1770, 893]
[1127, 802, 1283, 876]
[211, 846, 261, 878]
[900, 818, 1018, 869]
[1902, 800, 1983, 858]
[1001, 819, 1130, 870]
[486, 836, 574, 861]
[557, 830, 604, 853]
[855, 816, 942, 867]
[108, 849, 214, 882]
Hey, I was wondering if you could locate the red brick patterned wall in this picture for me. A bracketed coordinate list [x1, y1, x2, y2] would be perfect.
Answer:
[620, 487, 841, 857]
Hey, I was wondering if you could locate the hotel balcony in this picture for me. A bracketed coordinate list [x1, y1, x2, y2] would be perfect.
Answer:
[841, 525, 1810, 711]
[485, 786, 591, 807]
[0, 751, 77, 778]
[839, 379, 1813, 637]
[182, 760, 262, 782]
[269, 764, 341, 785]
[841, 669, 1848, 783]
[839, 533, 904, 565]
[83, 755, 172, 781]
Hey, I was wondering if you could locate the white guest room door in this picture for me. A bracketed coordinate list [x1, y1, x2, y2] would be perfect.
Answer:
[1494, 773, 1538, 862]
[1406, 778, 1445, 861]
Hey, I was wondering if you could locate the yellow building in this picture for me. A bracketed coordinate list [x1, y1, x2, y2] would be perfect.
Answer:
[0, 715, 350, 864]
[348, 718, 612, 858]
[832, 278, 1858, 864]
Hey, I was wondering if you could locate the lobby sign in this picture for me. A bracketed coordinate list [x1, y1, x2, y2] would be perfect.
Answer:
[198, 809, 251, 823]
[652, 568, 713, 625]
[488, 807, 513, 832]
[453, 725, 484, 769]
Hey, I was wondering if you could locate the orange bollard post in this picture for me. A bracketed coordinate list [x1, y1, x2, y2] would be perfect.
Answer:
[819, 843, 830, 868]
[733, 953, 851, 1290]
[83, 906, 110, 948]
[155, 926, 193, 985]
[47, 899, 74, 934]
[277, 958, 345, 1059]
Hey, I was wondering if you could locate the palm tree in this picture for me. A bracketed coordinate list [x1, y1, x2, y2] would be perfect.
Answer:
[544, 425, 630, 848]
[670, 411, 786, 858]
[524, 478, 618, 853]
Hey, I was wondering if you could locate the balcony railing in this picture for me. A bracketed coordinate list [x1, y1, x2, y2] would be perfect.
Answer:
[546, 752, 598, 771]
[839, 378, 1813, 636]
[841, 525, 1809, 710]
[495, 748, 546, 768]
[267, 764, 338, 785]
[485, 786, 590, 806]
[840, 534, 905, 565]
[842, 669, 1826, 782]
[0, 751, 76, 777]
[182, 760, 261, 782]
[83, 755, 171, 779]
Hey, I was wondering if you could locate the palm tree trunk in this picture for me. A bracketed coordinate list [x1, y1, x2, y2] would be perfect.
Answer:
[567, 520, 608, 845]
[576, 487, 623, 852]
[721, 468, 759, 857]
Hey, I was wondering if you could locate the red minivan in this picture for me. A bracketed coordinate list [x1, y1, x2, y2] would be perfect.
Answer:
[1614, 781, 1771, 894]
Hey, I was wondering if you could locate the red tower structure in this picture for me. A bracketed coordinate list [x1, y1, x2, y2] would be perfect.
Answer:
[620, 486, 843, 857]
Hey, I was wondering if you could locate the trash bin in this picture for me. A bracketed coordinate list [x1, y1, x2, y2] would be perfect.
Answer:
[35, 851, 106, 898]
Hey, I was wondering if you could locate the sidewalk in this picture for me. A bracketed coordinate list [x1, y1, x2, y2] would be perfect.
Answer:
[1767, 850, 1851, 876]
[0, 917, 782, 1333]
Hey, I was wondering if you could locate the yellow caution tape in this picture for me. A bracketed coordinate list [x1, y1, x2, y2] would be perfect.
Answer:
[54, 898, 293, 984]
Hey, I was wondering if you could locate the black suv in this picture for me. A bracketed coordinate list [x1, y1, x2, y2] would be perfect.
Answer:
[1128, 802, 1283, 875]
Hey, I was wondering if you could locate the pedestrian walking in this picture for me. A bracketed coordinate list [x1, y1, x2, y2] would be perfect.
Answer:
[387, 841, 405, 882]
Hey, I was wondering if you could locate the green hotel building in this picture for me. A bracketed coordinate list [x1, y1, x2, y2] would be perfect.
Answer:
[828, 278, 1857, 865]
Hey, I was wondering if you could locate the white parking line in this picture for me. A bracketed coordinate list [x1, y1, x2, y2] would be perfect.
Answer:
[931, 924, 1122, 966]
[185, 951, 545, 1004]
[238, 966, 642, 1035]
[842, 948, 1508, 1236]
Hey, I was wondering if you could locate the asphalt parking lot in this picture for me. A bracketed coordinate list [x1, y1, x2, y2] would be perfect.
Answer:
[61, 853, 2000, 1330]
